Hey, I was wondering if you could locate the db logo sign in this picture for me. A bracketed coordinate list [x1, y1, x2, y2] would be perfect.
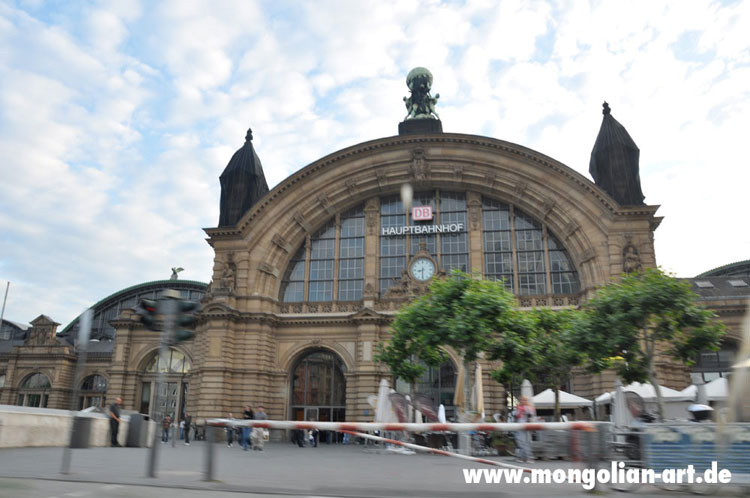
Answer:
[412, 206, 433, 221]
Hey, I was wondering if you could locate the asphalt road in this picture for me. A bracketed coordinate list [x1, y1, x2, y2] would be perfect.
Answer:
[1, 441, 747, 497]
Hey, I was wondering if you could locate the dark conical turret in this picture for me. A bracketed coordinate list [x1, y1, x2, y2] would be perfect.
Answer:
[218, 128, 269, 227]
[589, 102, 645, 205]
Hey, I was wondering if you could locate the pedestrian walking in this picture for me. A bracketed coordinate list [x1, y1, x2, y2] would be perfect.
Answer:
[179, 419, 185, 440]
[184, 412, 192, 445]
[108, 397, 123, 447]
[226, 412, 235, 447]
[251, 406, 268, 450]
[162, 414, 172, 443]
[242, 404, 254, 451]
[513, 396, 536, 462]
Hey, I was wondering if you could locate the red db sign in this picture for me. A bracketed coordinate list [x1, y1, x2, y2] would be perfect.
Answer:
[412, 206, 433, 221]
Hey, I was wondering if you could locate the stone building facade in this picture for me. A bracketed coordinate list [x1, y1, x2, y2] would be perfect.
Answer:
[1, 85, 746, 426]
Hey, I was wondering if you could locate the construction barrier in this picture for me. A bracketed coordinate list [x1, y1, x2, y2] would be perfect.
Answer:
[201, 419, 609, 481]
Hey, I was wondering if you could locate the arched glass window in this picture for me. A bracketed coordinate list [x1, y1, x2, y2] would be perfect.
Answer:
[482, 197, 579, 295]
[145, 349, 191, 373]
[280, 247, 305, 302]
[281, 204, 365, 303]
[79, 374, 107, 409]
[337, 206, 365, 301]
[18, 373, 51, 407]
[308, 220, 336, 302]
[380, 191, 468, 295]
[396, 360, 457, 419]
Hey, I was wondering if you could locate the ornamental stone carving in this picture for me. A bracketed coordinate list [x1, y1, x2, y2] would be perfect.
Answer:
[410, 148, 430, 183]
[365, 198, 379, 236]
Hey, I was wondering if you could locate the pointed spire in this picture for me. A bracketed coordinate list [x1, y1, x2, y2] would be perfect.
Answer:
[218, 128, 270, 227]
[589, 102, 645, 205]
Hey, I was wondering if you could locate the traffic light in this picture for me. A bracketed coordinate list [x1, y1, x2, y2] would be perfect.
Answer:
[174, 299, 199, 343]
[137, 299, 160, 331]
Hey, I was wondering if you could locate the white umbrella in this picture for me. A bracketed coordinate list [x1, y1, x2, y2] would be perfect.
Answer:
[613, 379, 630, 427]
[474, 362, 485, 421]
[454, 363, 466, 410]
[438, 404, 446, 423]
[521, 379, 533, 399]
[375, 378, 396, 423]
[696, 381, 708, 405]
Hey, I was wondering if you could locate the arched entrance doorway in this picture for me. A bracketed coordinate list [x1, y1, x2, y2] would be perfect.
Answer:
[290, 349, 346, 427]
[138, 348, 191, 420]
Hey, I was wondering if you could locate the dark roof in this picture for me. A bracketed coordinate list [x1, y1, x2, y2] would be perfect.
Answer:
[697, 260, 750, 278]
[218, 128, 269, 227]
[0, 339, 25, 353]
[1, 318, 29, 336]
[589, 102, 645, 206]
[58, 280, 207, 347]
[684, 277, 750, 300]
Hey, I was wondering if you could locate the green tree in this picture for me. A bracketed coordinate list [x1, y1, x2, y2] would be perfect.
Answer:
[576, 268, 725, 421]
[490, 307, 584, 421]
[376, 272, 527, 413]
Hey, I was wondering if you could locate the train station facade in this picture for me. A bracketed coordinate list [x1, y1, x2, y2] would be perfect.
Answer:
[0, 72, 746, 425]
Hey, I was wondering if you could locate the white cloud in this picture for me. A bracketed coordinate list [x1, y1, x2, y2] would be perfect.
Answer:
[0, 0, 748, 328]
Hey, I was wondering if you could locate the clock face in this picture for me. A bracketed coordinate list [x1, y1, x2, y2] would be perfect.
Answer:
[410, 257, 436, 282]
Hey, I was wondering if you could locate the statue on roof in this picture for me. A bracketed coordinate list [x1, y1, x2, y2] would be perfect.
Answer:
[403, 67, 440, 120]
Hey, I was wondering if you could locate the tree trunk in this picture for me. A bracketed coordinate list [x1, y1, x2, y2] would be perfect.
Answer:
[647, 346, 665, 422]
[554, 387, 561, 422]
[463, 359, 472, 415]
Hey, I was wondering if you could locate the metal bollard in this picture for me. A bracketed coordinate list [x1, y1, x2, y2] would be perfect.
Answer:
[203, 425, 215, 481]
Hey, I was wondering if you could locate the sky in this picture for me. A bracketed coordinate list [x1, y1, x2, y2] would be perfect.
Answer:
[0, 0, 748, 328]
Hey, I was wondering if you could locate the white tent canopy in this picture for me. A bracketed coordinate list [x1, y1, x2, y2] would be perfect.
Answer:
[680, 377, 728, 402]
[532, 389, 592, 409]
[596, 382, 690, 404]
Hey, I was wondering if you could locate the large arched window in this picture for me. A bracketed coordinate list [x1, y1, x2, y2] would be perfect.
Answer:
[281, 204, 365, 302]
[279, 193, 579, 303]
[18, 373, 51, 407]
[79, 374, 107, 409]
[482, 197, 579, 295]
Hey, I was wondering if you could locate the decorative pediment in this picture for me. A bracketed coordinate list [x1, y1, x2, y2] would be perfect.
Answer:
[350, 307, 384, 322]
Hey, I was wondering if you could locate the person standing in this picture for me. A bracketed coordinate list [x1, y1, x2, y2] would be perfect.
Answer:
[184, 412, 192, 445]
[513, 396, 536, 462]
[108, 397, 123, 447]
[226, 412, 235, 447]
[179, 419, 185, 440]
[162, 414, 172, 443]
[242, 405, 254, 451]
[251, 406, 268, 450]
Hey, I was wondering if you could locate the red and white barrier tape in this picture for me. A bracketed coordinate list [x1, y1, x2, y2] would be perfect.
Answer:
[341, 430, 532, 472]
[206, 419, 599, 433]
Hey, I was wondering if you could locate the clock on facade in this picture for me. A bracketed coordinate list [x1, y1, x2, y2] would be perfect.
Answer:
[410, 257, 436, 282]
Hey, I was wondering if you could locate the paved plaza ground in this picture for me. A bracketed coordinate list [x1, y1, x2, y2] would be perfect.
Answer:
[0, 440, 748, 497]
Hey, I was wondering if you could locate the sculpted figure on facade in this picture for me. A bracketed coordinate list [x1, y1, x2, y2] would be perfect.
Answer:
[623, 244, 642, 274]
[220, 254, 236, 291]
